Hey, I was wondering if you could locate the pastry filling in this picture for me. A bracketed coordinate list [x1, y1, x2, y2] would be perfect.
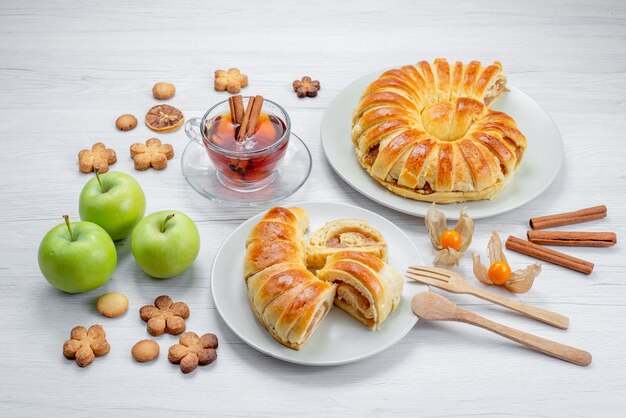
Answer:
[483, 78, 507, 107]
[325, 231, 378, 248]
[335, 282, 374, 320]
[364, 144, 379, 167]
[302, 301, 331, 338]
[419, 181, 434, 194]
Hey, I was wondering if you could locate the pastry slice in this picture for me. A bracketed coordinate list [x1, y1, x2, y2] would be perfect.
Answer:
[247, 262, 335, 349]
[317, 251, 403, 330]
[307, 219, 388, 271]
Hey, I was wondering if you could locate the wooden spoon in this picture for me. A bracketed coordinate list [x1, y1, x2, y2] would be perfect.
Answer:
[411, 292, 592, 367]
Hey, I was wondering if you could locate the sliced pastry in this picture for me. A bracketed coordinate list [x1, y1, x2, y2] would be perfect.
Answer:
[247, 262, 335, 350]
[243, 207, 336, 350]
[317, 251, 403, 330]
[307, 219, 388, 271]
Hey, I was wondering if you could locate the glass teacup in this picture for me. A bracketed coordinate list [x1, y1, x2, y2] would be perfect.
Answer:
[185, 98, 291, 192]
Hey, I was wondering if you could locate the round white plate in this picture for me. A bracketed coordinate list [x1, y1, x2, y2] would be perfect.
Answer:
[211, 201, 427, 366]
[321, 70, 563, 220]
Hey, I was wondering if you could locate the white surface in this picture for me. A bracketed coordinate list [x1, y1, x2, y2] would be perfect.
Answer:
[211, 202, 426, 365]
[322, 76, 563, 219]
[0, 0, 625, 417]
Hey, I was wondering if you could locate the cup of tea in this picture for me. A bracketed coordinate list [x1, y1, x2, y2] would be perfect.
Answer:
[184, 97, 291, 191]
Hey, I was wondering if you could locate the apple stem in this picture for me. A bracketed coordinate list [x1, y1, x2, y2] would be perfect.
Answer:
[161, 213, 175, 233]
[94, 169, 106, 193]
[63, 215, 75, 242]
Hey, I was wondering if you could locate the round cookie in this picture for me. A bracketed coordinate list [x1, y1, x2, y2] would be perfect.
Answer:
[96, 292, 129, 318]
[132, 340, 160, 363]
[152, 82, 176, 100]
[115, 114, 138, 131]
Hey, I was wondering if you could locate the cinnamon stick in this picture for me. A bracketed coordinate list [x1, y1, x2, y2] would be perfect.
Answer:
[527, 230, 617, 247]
[505, 236, 594, 275]
[236, 95, 264, 142]
[529, 205, 607, 230]
[228, 95, 244, 124]
[236, 96, 255, 142]
[245, 95, 264, 138]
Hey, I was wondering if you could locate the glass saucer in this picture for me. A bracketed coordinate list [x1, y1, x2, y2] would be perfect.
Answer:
[181, 133, 312, 206]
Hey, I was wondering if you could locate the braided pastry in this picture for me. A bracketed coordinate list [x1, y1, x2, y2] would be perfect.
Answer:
[244, 207, 336, 350]
[352, 59, 527, 203]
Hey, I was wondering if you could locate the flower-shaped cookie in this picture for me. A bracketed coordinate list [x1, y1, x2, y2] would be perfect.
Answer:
[292, 76, 320, 98]
[425, 203, 474, 265]
[78, 142, 117, 173]
[130, 138, 174, 170]
[214, 68, 248, 94]
[139, 295, 190, 336]
[63, 325, 110, 367]
[168, 332, 218, 374]
[473, 231, 542, 294]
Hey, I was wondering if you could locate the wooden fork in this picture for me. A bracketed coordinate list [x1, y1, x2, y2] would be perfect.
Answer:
[406, 266, 569, 329]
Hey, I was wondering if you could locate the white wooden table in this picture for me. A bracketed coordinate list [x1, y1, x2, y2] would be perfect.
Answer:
[1, 1, 625, 416]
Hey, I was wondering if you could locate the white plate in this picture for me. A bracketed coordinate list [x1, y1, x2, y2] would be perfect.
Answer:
[211, 201, 427, 366]
[321, 70, 563, 219]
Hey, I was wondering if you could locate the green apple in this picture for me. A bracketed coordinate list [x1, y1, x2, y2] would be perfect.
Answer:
[79, 170, 146, 241]
[131, 210, 200, 279]
[38, 215, 117, 293]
